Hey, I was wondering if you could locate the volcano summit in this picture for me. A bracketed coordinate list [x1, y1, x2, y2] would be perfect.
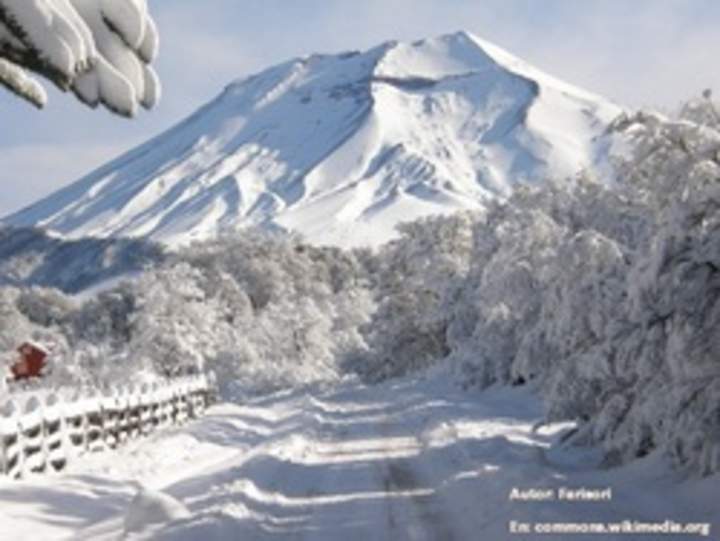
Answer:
[5, 32, 622, 247]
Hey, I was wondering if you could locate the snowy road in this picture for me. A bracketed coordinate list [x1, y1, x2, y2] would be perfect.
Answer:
[1, 379, 718, 540]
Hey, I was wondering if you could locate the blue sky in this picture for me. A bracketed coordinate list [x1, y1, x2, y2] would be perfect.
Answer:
[2, 0, 719, 216]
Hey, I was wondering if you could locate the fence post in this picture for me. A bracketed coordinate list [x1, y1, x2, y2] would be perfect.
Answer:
[187, 378, 196, 419]
[86, 390, 105, 454]
[139, 383, 153, 436]
[66, 393, 88, 459]
[20, 396, 46, 476]
[206, 371, 219, 406]
[0, 400, 21, 478]
[101, 389, 119, 450]
[129, 385, 142, 439]
[162, 383, 174, 427]
[118, 386, 130, 445]
[44, 393, 67, 472]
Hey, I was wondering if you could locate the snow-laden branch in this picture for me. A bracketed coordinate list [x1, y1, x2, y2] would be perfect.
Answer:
[0, 58, 47, 107]
[0, 0, 160, 117]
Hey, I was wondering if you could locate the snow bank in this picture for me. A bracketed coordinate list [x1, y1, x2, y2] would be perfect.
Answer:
[124, 486, 190, 536]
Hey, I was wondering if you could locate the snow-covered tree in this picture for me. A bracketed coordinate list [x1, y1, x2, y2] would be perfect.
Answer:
[679, 90, 720, 129]
[128, 263, 214, 377]
[0, 287, 30, 367]
[358, 213, 473, 382]
[587, 104, 720, 474]
[0, 0, 160, 116]
[178, 234, 373, 396]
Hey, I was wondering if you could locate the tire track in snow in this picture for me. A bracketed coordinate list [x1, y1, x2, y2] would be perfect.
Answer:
[372, 398, 461, 541]
[384, 460, 457, 541]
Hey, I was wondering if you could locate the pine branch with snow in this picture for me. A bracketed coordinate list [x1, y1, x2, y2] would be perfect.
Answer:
[0, 0, 160, 116]
[0, 58, 46, 107]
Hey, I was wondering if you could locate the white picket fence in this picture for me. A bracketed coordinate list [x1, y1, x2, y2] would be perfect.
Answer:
[0, 375, 215, 479]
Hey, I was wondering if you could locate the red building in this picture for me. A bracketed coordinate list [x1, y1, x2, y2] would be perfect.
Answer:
[11, 342, 48, 380]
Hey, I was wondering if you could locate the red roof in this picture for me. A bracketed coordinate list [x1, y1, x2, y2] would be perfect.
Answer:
[17, 341, 49, 355]
[12, 342, 48, 380]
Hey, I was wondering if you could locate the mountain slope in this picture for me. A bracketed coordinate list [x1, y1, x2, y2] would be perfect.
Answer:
[4, 31, 623, 247]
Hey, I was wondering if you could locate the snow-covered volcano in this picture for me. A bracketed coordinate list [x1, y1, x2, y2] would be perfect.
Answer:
[4, 32, 622, 247]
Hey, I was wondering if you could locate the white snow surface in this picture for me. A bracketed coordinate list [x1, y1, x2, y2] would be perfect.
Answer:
[0, 378, 716, 540]
[4, 31, 622, 248]
[123, 486, 191, 536]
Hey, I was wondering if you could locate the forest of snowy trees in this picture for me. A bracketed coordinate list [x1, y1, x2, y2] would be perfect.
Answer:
[1, 94, 719, 476]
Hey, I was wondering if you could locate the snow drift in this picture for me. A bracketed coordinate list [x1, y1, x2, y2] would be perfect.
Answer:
[124, 486, 191, 537]
[3, 31, 622, 248]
